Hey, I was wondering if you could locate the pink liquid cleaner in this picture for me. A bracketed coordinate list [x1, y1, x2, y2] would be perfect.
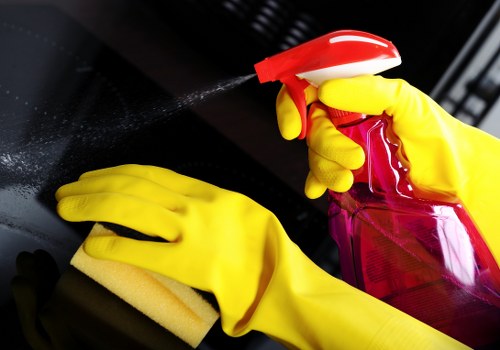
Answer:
[327, 110, 500, 348]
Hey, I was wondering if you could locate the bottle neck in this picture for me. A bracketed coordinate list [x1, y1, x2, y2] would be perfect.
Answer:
[328, 108, 370, 128]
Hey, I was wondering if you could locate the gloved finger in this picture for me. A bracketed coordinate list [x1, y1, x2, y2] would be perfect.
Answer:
[56, 193, 181, 241]
[83, 235, 206, 291]
[55, 173, 185, 209]
[304, 172, 327, 199]
[76, 164, 218, 200]
[307, 103, 365, 170]
[276, 84, 318, 140]
[308, 148, 355, 193]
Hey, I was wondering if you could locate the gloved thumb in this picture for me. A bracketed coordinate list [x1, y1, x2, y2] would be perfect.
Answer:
[318, 75, 399, 116]
[317, 75, 465, 137]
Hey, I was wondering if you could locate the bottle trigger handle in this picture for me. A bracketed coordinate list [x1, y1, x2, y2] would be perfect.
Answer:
[281, 75, 310, 140]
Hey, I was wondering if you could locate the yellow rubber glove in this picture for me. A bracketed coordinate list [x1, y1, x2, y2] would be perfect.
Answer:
[277, 75, 500, 266]
[276, 85, 366, 197]
[55, 164, 469, 350]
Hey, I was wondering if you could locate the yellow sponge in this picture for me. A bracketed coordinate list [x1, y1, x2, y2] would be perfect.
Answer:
[70, 223, 220, 348]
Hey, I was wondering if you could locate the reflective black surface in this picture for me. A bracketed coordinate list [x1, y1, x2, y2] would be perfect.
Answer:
[0, 4, 333, 349]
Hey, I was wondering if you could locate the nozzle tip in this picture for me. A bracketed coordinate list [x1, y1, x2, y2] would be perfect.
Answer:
[254, 58, 272, 83]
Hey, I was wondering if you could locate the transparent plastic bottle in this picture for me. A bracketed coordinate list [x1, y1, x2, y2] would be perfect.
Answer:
[327, 109, 500, 348]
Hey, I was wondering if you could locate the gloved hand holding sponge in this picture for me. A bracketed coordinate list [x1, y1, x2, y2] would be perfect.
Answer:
[56, 163, 469, 350]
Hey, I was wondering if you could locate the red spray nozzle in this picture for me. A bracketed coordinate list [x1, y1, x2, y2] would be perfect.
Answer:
[254, 29, 401, 139]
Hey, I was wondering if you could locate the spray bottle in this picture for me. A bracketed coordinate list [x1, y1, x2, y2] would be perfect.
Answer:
[254, 29, 500, 348]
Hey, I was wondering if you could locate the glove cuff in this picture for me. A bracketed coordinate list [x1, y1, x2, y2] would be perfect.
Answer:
[226, 231, 470, 350]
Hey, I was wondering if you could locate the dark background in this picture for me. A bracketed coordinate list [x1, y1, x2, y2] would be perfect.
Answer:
[0, 0, 496, 349]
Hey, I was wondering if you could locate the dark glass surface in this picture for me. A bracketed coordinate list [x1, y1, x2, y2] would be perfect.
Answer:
[0, 4, 334, 349]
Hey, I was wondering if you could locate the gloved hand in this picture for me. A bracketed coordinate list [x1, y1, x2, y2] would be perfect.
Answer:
[55, 164, 469, 350]
[276, 75, 500, 265]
